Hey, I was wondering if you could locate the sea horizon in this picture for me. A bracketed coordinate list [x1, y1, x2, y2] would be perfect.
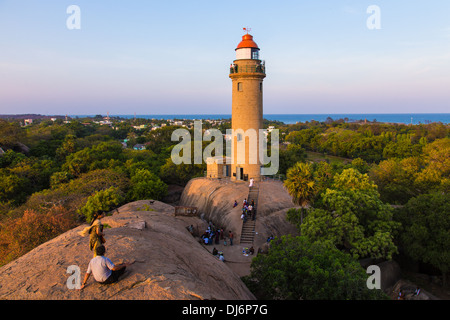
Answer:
[69, 113, 450, 125]
[1, 112, 449, 125]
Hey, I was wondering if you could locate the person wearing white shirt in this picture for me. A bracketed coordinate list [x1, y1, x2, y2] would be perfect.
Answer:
[80, 245, 133, 289]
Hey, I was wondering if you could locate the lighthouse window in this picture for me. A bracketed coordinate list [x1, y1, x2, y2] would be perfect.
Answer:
[252, 50, 259, 60]
[237, 82, 243, 92]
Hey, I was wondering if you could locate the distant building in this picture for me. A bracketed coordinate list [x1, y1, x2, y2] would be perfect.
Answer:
[24, 119, 33, 126]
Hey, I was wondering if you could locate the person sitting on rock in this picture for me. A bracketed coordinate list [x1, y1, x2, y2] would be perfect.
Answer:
[80, 245, 134, 289]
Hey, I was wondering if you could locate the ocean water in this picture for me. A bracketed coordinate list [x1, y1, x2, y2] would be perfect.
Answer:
[87, 113, 450, 125]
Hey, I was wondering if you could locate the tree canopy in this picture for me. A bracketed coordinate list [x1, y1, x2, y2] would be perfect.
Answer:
[395, 192, 450, 286]
[300, 169, 399, 260]
[245, 235, 389, 300]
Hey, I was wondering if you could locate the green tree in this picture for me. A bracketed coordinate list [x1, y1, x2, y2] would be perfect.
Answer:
[16, 169, 129, 217]
[382, 135, 422, 159]
[244, 235, 388, 300]
[285, 128, 319, 148]
[55, 134, 77, 162]
[159, 157, 205, 186]
[0, 173, 29, 206]
[78, 186, 124, 223]
[127, 168, 168, 201]
[284, 162, 318, 208]
[62, 141, 124, 177]
[0, 120, 24, 148]
[370, 157, 420, 204]
[0, 150, 27, 168]
[414, 138, 450, 194]
[350, 158, 371, 174]
[284, 162, 318, 228]
[396, 192, 450, 286]
[301, 168, 399, 260]
[278, 144, 306, 175]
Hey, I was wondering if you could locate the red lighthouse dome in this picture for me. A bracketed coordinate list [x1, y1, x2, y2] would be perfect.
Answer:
[236, 34, 259, 50]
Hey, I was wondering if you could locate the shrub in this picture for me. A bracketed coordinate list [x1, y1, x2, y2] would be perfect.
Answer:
[78, 187, 124, 223]
[0, 206, 77, 266]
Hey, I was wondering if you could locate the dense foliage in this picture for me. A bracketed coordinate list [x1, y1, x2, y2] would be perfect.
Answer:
[273, 119, 449, 297]
[244, 235, 389, 300]
[395, 192, 450, 286]
[300, 169, 399, 260]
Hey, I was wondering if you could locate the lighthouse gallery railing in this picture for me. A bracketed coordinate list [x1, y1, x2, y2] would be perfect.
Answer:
[229, 64, 265, 75]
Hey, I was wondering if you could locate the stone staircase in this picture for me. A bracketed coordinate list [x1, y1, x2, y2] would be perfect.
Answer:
[239, 184, 259, 245]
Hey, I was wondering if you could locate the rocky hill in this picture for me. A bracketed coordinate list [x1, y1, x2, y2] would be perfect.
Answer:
[0, 200, 255, 300]
[179, 178, 299, 246]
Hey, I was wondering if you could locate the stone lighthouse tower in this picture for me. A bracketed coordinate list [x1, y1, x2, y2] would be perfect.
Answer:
[229, 30, 266, 182]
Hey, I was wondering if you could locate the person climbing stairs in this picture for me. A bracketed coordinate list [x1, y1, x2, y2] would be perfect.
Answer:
[240, 183, 259, 245]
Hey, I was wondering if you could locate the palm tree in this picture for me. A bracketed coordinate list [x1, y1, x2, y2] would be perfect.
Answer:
[284, 162, 318, 229]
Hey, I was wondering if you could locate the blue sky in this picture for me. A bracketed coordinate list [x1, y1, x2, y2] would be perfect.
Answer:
[0, 0, 449, 115]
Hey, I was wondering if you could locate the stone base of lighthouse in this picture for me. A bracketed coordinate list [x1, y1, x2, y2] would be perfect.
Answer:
[230, 164, 262, 182]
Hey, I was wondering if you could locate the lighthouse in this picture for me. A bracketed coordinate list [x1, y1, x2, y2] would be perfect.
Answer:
[230, 30, 266, 182]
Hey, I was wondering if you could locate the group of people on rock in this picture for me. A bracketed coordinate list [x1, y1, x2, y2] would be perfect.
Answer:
[240, 198, 256, 222]
[242, 247, 255, 255]
[200, 222, 234, 247]
[77, 211, 133, 290]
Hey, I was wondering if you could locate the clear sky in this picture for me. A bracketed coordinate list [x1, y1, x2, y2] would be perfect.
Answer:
[0, 0, 449, 115]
